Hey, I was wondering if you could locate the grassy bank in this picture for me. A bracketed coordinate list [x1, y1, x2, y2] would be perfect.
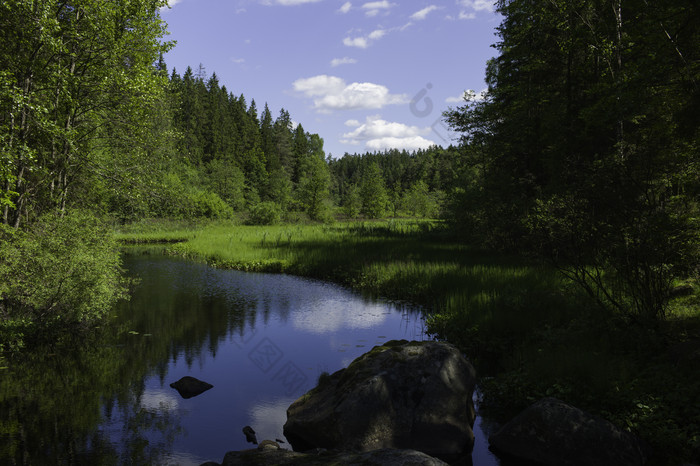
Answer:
[114, 219, 699, 465]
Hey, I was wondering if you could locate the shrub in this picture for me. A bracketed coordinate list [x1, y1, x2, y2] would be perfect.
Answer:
[248, 202, 282, 225]
[0, 211, 129, 347]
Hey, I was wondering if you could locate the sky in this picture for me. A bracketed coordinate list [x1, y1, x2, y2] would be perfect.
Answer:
[160, 0, 501, 158]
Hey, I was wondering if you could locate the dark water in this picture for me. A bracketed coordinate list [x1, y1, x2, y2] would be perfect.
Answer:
[0, 254, 500, 465]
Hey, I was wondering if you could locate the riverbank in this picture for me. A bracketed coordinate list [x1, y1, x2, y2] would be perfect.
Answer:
[114, 219, 700, 465]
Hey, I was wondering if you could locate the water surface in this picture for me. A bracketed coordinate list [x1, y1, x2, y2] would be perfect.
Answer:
[0, 254, 500, 465]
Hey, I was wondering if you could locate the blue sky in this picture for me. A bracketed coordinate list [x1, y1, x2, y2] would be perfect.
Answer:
[160, 0, 501, 158]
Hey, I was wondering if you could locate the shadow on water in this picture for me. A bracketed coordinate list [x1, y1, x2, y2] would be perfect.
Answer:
[0, 253, 502, 465]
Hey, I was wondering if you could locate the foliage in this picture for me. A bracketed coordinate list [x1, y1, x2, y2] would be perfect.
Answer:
[360, 163, 389, 219]
[0, 211, 129, 348]
[445, 0, 700, 320]
[0, 0, 171, 227]
[248, 201, 282, 225]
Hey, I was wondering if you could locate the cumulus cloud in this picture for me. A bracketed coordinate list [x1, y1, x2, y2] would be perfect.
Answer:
[331, 57, 358, 67]
[459, 0, 495, 12]
[338, 1, 352, 13]
[361, 0, 394, 17]
[446, 0, 495, 19]
[293, 75, 407, 112]
[343, 28, 387, 48]
[341, 116, 436, 151]
[410, 5, 439, 21]
[343, 36, 369, 48]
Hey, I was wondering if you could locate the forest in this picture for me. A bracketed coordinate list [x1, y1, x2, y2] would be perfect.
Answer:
[0, 0, 699, 464]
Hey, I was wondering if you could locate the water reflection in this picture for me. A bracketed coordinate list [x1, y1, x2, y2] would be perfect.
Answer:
[0, 254, 500, 465]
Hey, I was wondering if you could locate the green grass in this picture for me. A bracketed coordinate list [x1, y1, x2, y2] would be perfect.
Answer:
[112, 218, 202, 244]
[115, 218, 700, 465]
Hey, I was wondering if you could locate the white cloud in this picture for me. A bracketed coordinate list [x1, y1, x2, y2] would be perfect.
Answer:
[341, 116, 436, 151]
[231, 57, 245, 64]
[338, 1, 352, 13]
[293, 75, 346, 96]
[343, 28, 387, 48]
[410, 5, 439, 21]
[368, 29, 386, 40]
[293, 75, 407, 112]
[361, 0, 394, 17]
[343, 36, 369, 48]
[345, 119, 361, 127]
[331, 57, 358, 67]
[458, 0, 495, 12]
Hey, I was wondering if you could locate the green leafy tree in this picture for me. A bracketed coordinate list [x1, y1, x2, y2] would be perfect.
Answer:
[0, 0, 171, 227]
[360, 163, 388, 219]
[266, 168, 293, 211]
[206, 159, 246, 210]
[403, 180, 432, 218]
[297, 153, 331, 221]
[342, 183, 361, 219]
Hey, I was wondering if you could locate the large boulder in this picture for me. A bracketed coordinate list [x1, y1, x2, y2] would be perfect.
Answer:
[283, 340, 477, 460]
[489, 397, 648, 466]
[217, 447, 449, 465]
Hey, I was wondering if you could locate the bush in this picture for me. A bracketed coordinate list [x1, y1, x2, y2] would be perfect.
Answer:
[0, 211, 129, 347]
[188, 189, 234, 219]
[248, 202, 282, 225]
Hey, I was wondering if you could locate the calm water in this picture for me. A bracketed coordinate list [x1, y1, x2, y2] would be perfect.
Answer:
[0, 254, 500, 465]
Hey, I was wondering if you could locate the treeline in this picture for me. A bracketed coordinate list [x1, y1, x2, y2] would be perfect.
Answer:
[107, 63, 457, 223]
[103, 62, 331, 222]
[328, 146, 461, 219]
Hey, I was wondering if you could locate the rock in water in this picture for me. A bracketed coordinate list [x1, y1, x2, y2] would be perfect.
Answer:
[283, 340, 477, 460]
[242, 426, 257, 444]
[489, 397, 649, 466]
[169, 376, 213, 399]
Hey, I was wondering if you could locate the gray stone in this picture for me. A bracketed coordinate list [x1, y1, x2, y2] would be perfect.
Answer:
[283, 340, 477, 460]
[257, 440, 280, 451]
[489, 397, 648, 466]
[169, 376, 213, 399]
[220, 448, 449, 465]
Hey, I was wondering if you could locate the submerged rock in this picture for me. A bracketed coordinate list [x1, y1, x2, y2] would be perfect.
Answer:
[489, 397, 648, 466]
[242, 425, 257, 444]
[169, 376, 213, 399]
[215, 447, 449, 465]
[283, 340, 477, 460]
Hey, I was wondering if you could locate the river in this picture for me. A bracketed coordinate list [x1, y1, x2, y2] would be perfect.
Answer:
[0, 253, 500, 465]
